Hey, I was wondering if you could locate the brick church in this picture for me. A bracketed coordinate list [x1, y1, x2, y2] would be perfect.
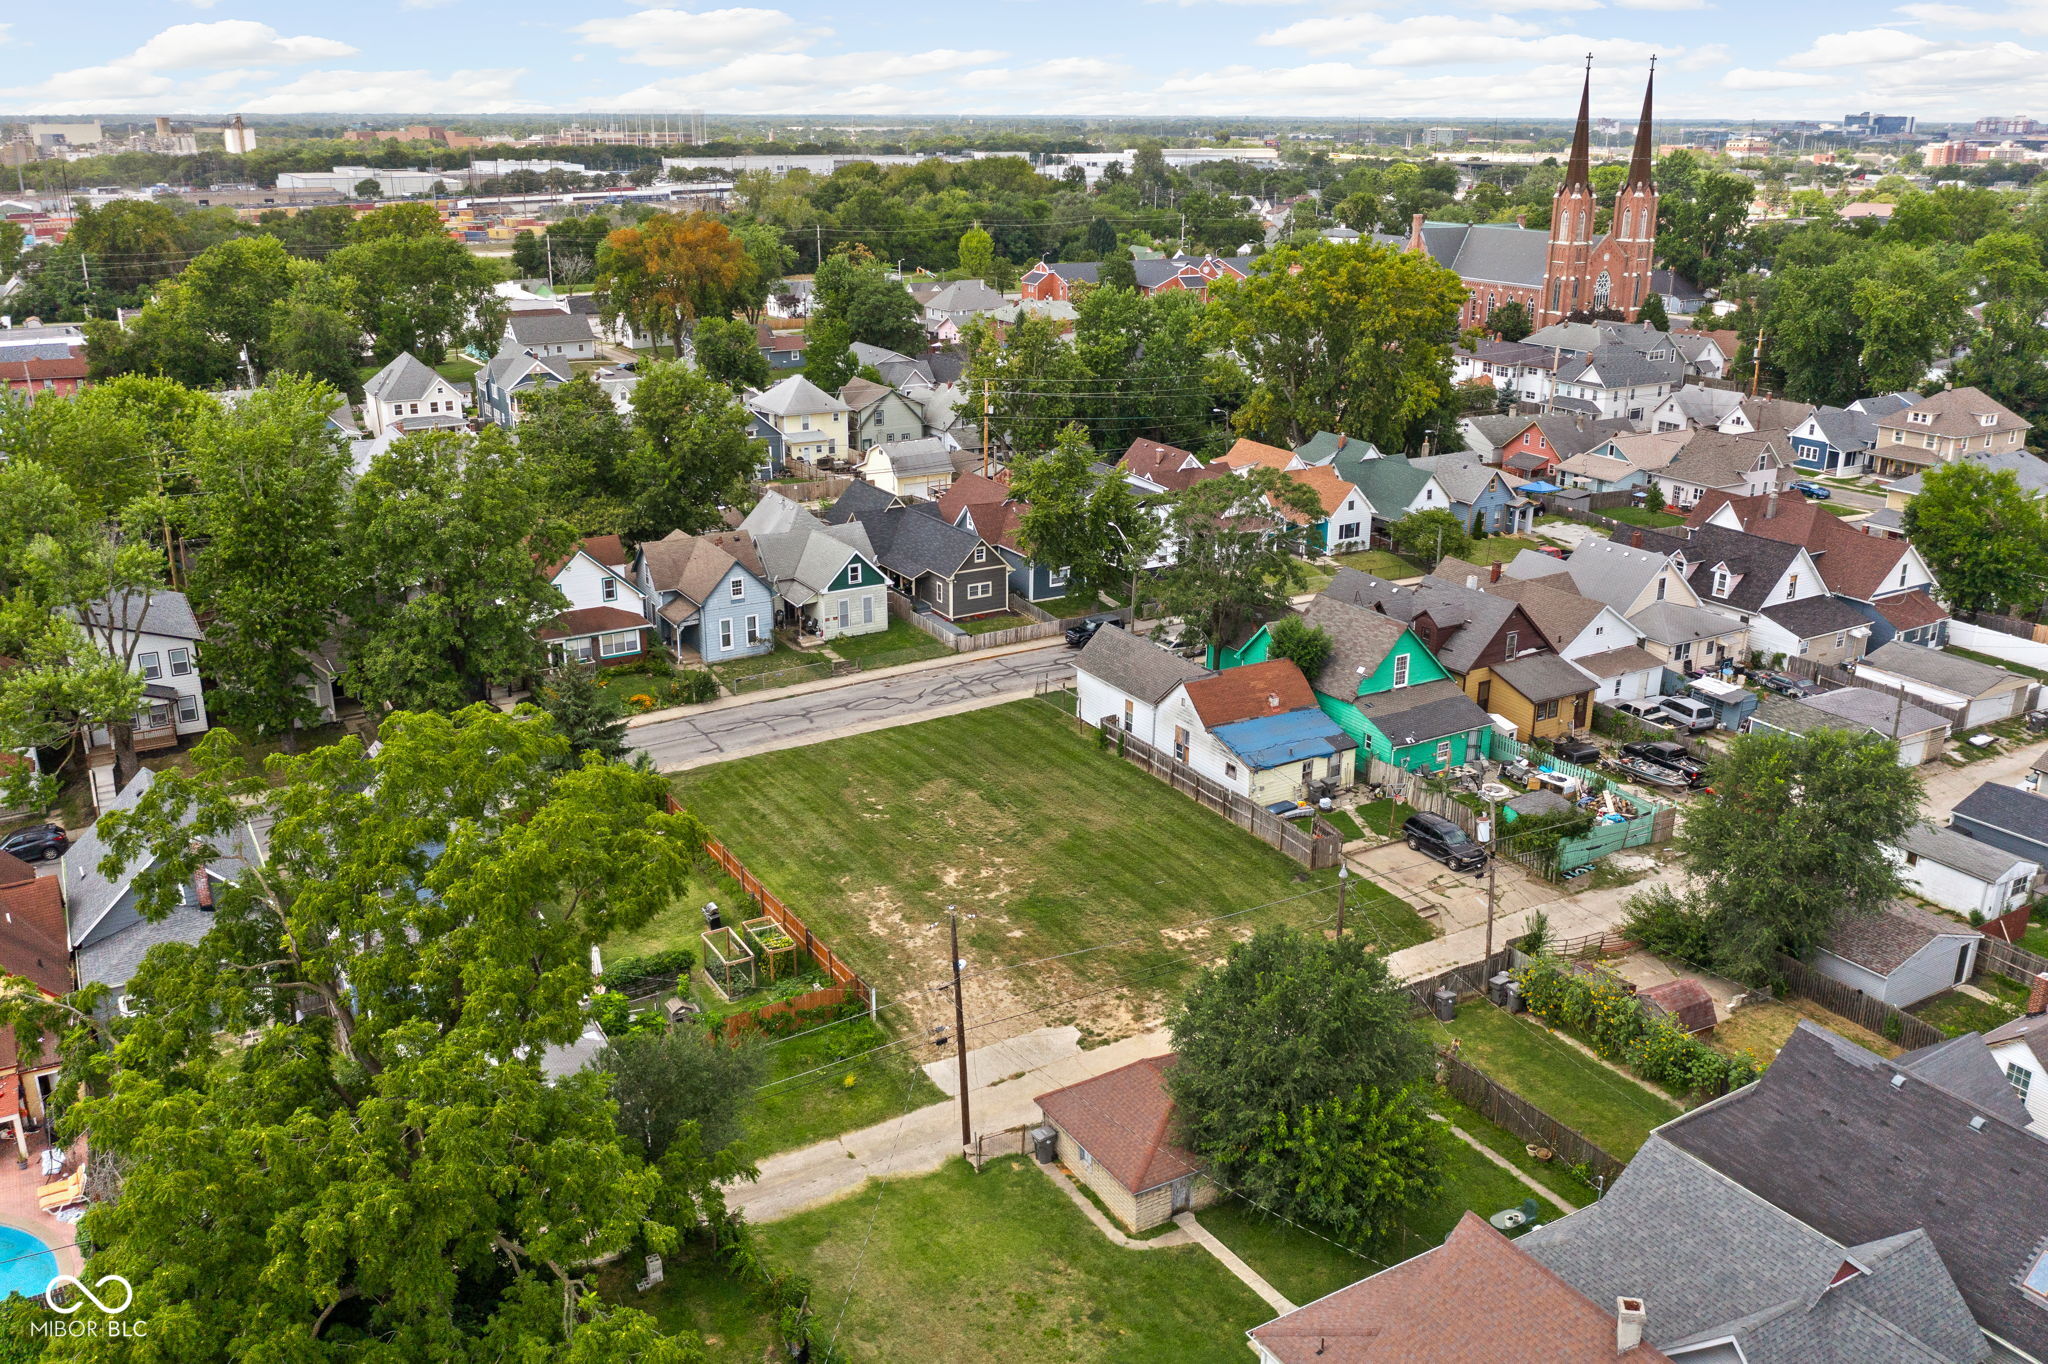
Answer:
[1407, 63, 1659, 332]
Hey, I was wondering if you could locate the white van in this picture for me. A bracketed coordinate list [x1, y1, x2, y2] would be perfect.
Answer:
[1655, 696, 1717, 733]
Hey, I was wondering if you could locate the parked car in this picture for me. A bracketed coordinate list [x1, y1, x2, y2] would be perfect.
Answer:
[1754, 671, 1822, 699]
[0, 824, 66, 862]
[1064, 617, 1123, 649]
[1611, 698, 1667, 722]
[1653, 696, 1718, 733]
[1620, 740, 1708, 784]
[1789, 480, 1832, 500]
[1401, 811, 1486, 874]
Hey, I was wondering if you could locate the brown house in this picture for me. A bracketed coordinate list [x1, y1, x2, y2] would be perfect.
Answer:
[1035, 1055, 1219, 1233]
[0, 851, 70, 1156]
[1871, 386, 2028, 477]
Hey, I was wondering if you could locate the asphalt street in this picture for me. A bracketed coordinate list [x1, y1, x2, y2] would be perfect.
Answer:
[626, 642, 1074, 772]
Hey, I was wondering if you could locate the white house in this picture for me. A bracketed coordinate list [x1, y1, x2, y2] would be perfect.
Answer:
[1481, 572, 1666, 705]
[1887, 821, 2039, 919]
[503, 311, 596, 361]
[361, 352, 469, 439]
[540, 535, 651, 666]
[862, 437, 956, 499]
[1811, 900, 1981, 1009]
[1983, 976, 2048, 1130]
[741, 491, 890, 642]
[1151, 659, 1356, 802]
[1073, 624, 1209, 748]
[77, 591, 209, 753]
[1647, 385, 1743, 433]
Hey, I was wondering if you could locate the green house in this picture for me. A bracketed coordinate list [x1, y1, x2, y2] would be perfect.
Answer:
[1226, 595, 1495, 773]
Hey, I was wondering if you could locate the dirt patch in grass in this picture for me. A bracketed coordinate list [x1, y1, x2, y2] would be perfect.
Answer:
[1709, 997, 1901, 1062]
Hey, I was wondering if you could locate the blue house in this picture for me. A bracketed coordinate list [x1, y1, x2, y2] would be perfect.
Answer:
[746, 411, 787, 481]
[635, 529, 778, 663]
[475, 348, 572, 427]
[1411, 453, 1534, 535]
[1787, 407, 1880, 473]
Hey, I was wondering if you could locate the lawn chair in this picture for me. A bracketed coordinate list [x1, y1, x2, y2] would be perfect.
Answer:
[35, 1170, 84, 1212]
[635, 1254, 664, 1292]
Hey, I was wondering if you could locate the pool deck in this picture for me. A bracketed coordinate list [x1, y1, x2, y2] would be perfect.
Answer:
[0, 1125, 85, 1281]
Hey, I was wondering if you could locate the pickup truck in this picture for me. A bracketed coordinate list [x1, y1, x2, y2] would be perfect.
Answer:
[1620, 740, 1708, 785]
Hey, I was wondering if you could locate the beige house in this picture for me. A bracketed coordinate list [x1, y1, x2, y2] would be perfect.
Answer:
[860, 436, 957, 498]
[1872, 386, 2028, 477]
[747, 375, 849, 465]
[1035, 1055, 1219, 1233]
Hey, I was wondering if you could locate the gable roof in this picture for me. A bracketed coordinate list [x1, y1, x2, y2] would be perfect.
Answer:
[925, 279, 1004, 313]
[1634, 525, 1806, 614]
[1886, 448, 2048, 499]
[362, 351, 450, 404]
[1861, 640, 2024, 698]
[1551, 537, 1675, 612]
[0, 856, 68, 999]
[1558, 342, 1684, 390]
[1351, 678, 1494, 747]
[66, 767, 266, 950]
[636, 529, 768, 608]
[1272, 464, 1359, 520]
[828, 489, 992, 581]
[1076, 627, 1210, 706]
[1896, 820, 2037, 883]
[1342, 456, 1437, 515]
[1657, 385, 1745, 425]
[1322, 568, 1532, 674]
[849, 342, 933, 389]
[1877, 385, 2028, 439]
[1758, 594, 1871, 640]
[1118, 438, 1221, 492]
[743, 494, 874, 601]
[1412, 220, 1551, 288]
[1298, 593, 1411, 693]
[750, 374, 850, 417]
[1659, 430, 1789, 491]
[1292, 431, 1384, 465]
[1411, 453, 1513, 507]
[1800, 405, 1881, 453]
[481, 347, 572, 390]
[506, 311, 593, 346]
[1021, 260, 1100, 286]
[1731, 396, 1816, 433]
[1251, 1213, 1678, 1364]
[1180, 659, 1318, 729]
[865, 436, 955, 479]
[77, 590, 203, 642]
[1482, 574, 1613, 647]
[1824, 900, 1975, 976]
[1213, 437, 1297, 472]
[1683, 490, 1914, 599]
[1952, 780, 2048, 845]
[837, 376, 898, 413]
[1035, 1054, 1197, 1194]
[1520, 414, 1637, 460]
[1798, 686, 1950, 739]
[1492, 652, 1595, 704]
[1659, 1022, 2048, 1359]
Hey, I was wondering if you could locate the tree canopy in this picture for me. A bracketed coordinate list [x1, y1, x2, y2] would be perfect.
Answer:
[1902, 460, 2048, 615]
[1151, 468, 1323, 650]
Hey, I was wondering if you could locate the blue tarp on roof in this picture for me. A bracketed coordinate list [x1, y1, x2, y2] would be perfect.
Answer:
[1211, 709, 1356, 770]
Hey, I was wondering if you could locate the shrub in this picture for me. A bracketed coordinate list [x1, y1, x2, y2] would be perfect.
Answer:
[1619, 885, 1727, 973]
[1513, 953, 1759, 1097]
[600, 946, 698, 991]
[663, 669, 719, 705]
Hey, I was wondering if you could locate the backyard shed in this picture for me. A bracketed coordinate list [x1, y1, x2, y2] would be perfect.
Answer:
[1887, 820, 2039, 919]
[1812, 901, 1981, 1009]
[1035, 1054, 1218, 1233]
[1638, 978, 1717, 1035]
[1684, 676, 1756, 730]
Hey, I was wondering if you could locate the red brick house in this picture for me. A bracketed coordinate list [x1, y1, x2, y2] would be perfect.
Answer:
[4, 355, 88, 399]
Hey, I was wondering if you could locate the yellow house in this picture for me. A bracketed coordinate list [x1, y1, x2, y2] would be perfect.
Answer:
[748, 375, 850, 466]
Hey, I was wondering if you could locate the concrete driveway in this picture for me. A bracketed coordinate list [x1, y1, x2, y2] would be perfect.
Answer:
[1920, 733, 2048, 819]
[1347, 839, 1556, 937]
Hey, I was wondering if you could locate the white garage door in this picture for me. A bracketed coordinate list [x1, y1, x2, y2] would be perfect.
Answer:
[1965, 690, 2024, 729]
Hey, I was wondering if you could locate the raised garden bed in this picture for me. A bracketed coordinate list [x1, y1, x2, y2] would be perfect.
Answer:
[700, 925, 757, 1000]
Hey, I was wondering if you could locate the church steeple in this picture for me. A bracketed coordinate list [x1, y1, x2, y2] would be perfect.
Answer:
[1625, 58, 1656, 191]
[1563, 55, 1593, 190]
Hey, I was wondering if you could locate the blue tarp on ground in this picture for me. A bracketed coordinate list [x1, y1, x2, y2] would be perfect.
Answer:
[1211, 709, 1357, 770]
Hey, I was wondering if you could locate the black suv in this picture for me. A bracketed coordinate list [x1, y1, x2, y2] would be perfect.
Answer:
[1064, 618, 1123, 648]
[1402, 811, 1486, 874]
[0, 824, 67, 862]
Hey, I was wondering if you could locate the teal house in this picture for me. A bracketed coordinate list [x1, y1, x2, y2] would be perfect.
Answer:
[1223, 594, 1495, 773]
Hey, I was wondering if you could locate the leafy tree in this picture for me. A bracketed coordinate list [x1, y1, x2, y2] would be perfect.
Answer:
[1203, 240, 1466, 449]
[1168, 928, 1436, 1233]
[1007, 424, 1161, 605]
[536, 661, 632, 762]
[6, 241, 98, 322]
[353, 177, 382, 200]
[1097, 249, 1138, 293]
[263, 266, 364, 396]
[958, 226, 996, 280]
[603, 1026, 766, 1162]
[187, 377, 352, 744]
[800, 316, 859, 394]
[693, 316, 770, 391]
[519, 375, 636, 532]
[811, 247, 926, 354]
[1954, 231, 2048, 425]
[1635, 290, 1670, 332]
[328, 231, 504, 364]
[0, 221, 23, 278]
[513, 229, 547, 278]
[1153, 468, 1322, 649]
[728, 220, 795, 323]
[66, 197, 186, 300]
[623, 361, 760, 542]
[1643, 481, 1667, 515]
[1265, 616, 1334, 679]
[344, 428, 572, 710]
[596, 211, 750, 352]
[1673, 729, 1922, 983]
[351, 204, 449, 242]
[1903, 461, 2048, 614]
[1389, 507, 1475, 569]
[1067, 287, 1215, 452]
[1083, 217, 1117, 257]
[1654, 151, 1755, 289]
[7, 709, 736, 1358]
[961, 312, 1088, 455]
[1487, 299, 1532, 342]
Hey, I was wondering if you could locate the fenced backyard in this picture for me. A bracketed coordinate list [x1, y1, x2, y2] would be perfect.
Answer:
[1775, 954, 1945, 1051]
[1437, 1050, 1627, 1186]
[1779, 656, 1978, 732]
[887, 591, 1064, 652]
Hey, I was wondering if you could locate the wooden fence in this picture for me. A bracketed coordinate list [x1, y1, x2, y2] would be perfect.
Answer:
[1438, 1049, 1626, 1185]
[1404, 947, 1515, 1010]
[674, 810, 875, 1011]
[1979, 903, 2037, 947]
[1098, 721, 1342, 869]
[1774, 953, 1945, 1050]
[720, 985, 853, 1041]
[887, 591, 1064, 653]
[1962, 610, 2048, 644]
[1978, 934, 2048, 987]
[756, 473, 853, 503]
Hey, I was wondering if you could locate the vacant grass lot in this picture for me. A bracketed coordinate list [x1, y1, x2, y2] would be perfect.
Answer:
[1198, 1137, 1568, 1306]
[1604, 507, 1686, 528]
[957, 611, 1038, 635]
[1461, 536, 1542, 566]
[759, 1157, 1270, 1364]
[1710, 997, 1900, 1061]
[671, 700, 1430, 1044]
[597, 1247, 778, 1362]
[1432, 1003, 1683, 1157]
[1334, 549, 1426, 579]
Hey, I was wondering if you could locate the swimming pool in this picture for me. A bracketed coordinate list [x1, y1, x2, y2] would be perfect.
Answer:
[0, 1226, 58, 1300]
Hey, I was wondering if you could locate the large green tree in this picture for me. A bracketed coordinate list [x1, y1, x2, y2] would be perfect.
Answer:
[810, 247, 926, 354]
[1152, 468, 1322, 649]
[1167, 928, 1440, 1239]
[1903, 461, 2048, 614]
[519, 375, 637, 534]
[328, 231, 505, 364]
[186, 376, 353, 743]
[1007, 424, 1161, 605]
[1653, 151, 1756, 289]
[623, 361, 762, 542]
[960, 312, 1088, 456]
[1389, 508, 1476, 570]
[1953, 231, 2048, 425]
[344, 428, 573, 710]
[1202, 240, 1466, 449]
[5, 710, 741, 1360]
[692, 315, 771, 392]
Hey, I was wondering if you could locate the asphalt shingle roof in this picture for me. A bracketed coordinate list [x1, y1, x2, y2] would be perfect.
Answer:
[1635, 526, 1803, 614]
[362, 351, 447, 405]
[1759, 595, 1871, 639]
[1414, 221, 1551, 288]
[1798, 686, 1950, 739]
[1896, 820, 2037, 883]
[505, 312, 594, 346]
[77, 590, 203, 642]
[1075, 626, 1210, 705]
[1351, 678, 1492, 747]
[1491, 652, 1595, 704]
[1321, 569, 1529, 675]
[750, 374, 850, 417]
[1824, 900, 1975, 975]
[1036, 1054, 1198, 1194]
[1952, 780, 2048, 845]
[1877, 385, 2028, 440]
[1860, 641, 2026, 699]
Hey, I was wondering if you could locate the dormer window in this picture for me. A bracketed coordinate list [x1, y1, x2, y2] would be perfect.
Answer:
[1908, 410, 1932, 426]
[1712, 569, 1730, 598]
[1979, 412, 1998, 427]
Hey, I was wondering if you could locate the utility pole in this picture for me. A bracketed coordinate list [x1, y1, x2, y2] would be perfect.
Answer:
[814, 222, 823, 268]
[545, 233, 554, 289]
[1482, 799, 1499, 964]
[981, 379, 992, 478]
[1335, 864, 1349, 937]
[1750, 333, 1766, 398]
[949, 909, 972, 1157]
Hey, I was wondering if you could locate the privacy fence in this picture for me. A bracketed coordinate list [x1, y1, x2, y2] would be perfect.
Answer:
[1089, 718, 1344, 869]
[1438, 1049, 1627, 1186]
[887, 592, 1064, 652]
[1774, 954, 1945, 1051]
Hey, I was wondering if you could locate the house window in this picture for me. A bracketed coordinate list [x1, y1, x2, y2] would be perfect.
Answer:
[848, 563, 862, 585]
[1435, 740, 1453, 764]
[1655, 579, 1666, 602]
[2012, 1063, 2036, 1103]
[166, 646, 194, 677]
[1898, 564, 1908, 587]
[1797, 638, 1809, 655]
[599, 631, 637, 658]
[1050, 566, 1070, 586]
[967, 581, 994, 600]
[730, 577, 744, 599]
[862, 595, 874, 624]
[1786, 574, 1799, 598]
[1904, 851, 1919, 867]
[601, 578, 619, 602]
[176, 694, 198, 723]
[139, 651, 163, 680]
[838, 599, 850, 628]
[1174, 725, 1190, 763]
[1836, 632, 1847, 649]
[1124, 699, 1135, 729]
[1891, 430, 1904, 444]
[1225, 762, 1239, 779]
[745, 615, 761, 644]
[1613, 678, 1623, 695]
[1392, 653, 1410, 689]
[1535, 698, 1559, 721]
[1504, 631, 1518, 657]
[1712, 570, 1730, 598]
[1673, 640, 1693, 662]
[974, 545, 988, 563]
[719, 619, 734, 650]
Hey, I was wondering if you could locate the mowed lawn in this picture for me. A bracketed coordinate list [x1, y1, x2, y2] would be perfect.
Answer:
[1433, 1003, 1682, 1157]
[670, 700, 1430, 1036]
[757, 1157, 1271, 1364]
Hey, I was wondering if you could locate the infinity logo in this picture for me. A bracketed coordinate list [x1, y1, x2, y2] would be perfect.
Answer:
[44, 1274, 133, 1315]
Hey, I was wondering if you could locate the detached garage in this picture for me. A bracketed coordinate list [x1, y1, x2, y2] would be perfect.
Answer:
[1812, 901, 1982, 1009]
[1851, 642, 2034, 731]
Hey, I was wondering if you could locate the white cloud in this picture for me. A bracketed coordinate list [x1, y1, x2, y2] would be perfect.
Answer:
[174, 0, 223, 7]
[1483, 0, 1605, 11]
[1614, 0, 1712, 9]
[1779, 28, 1935, 64]
[1258, 14, 1659, 67]
[122, 21, 356, 70]
[1895, 1, 2048, 33]
[1721, 66, 1821, 89]
[238, 67, 539, 113]
[573, 7, 806, 66]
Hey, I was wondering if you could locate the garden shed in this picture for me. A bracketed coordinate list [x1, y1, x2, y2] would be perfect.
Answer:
[1639, 978, 1717, 1035]
[1812, 901, 1981, 1009]
[1034, 1054, 1219, 1233]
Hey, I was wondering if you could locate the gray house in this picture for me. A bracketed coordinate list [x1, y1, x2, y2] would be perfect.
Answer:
[476, 348, 572, 427]
[1811, 900, 1980, 1009]
[634, 529, 777, 663]
[1949, 780, 2048, 868]
[1411, 453, 1532, 535]
[840, 378, 928, 453]
[502, 311, 596, 361]
[66, 768, 264, 1018]
[825, 483, 1010, 621]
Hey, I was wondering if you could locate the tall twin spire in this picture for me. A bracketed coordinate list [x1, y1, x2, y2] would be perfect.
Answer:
[1562, 55, 1656, 191]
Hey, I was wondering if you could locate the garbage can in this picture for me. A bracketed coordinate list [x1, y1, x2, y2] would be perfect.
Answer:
[1431, 987, 1457, 1023]
[1031, 1125, 1059, 1164]
[1503, 981, 1525, 1014]
[1489, 971, 1515, 1008]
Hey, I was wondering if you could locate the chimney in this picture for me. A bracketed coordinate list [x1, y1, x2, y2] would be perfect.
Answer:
[1631, 530, 1644, 548]
[1267, 692, 1280, 709]
[1616, 1298, 1647, 1354]
[2029, 972, 2048, 1016]
[1466, 574, 1479, 590]
[1336, 434, 1347, 451]
[1410, 211, 1426, 243]
[1490, 561, 1503, 583]
[1765, 489, 1779, 519]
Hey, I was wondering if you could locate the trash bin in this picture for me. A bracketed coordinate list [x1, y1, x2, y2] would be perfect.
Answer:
[1489, 971, 1515, 1008]
[1431, 987, 1457, 1022]
[1503, 981, 1525, 1014]
[1031, 1125, 1059, 1164]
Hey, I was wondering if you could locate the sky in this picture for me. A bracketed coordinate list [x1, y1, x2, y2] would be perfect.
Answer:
[4, 1, 2048, 122]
